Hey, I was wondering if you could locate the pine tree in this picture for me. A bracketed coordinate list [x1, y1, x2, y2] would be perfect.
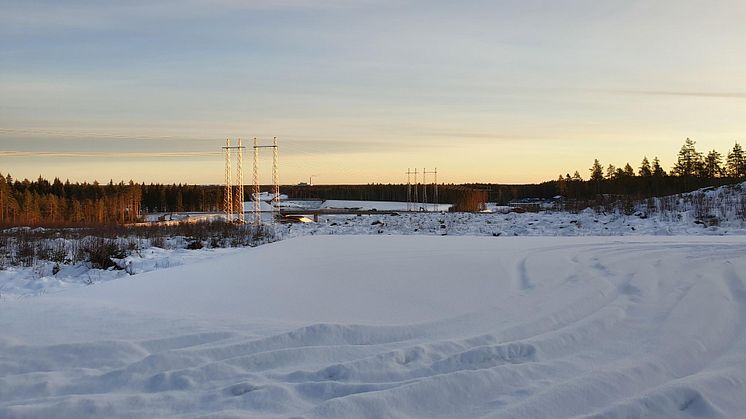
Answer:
[606, 164, 616, 180]
[727, 142, 745, 178]
[639, 157, 652, 177]
[672, 138, 703, 177]
[652, 157, 666, 177]
[557, 174, 566, 195]
[703, 150, 724, 179]
[589, 159, 604, 181]
[0, 174, 8, 224]
[21, 190, 41, 224]
[623, 163, 635, 177]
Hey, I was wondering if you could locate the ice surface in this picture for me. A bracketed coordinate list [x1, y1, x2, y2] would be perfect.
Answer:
[2, 235, 746, 418]
[321, 200, 452, 211]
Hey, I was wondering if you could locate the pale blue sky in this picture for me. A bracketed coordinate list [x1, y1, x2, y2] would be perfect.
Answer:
[2, 0, 746, 184]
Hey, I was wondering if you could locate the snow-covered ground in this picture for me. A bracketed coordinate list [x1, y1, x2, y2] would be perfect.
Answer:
[289, 207, 745, 238]
[2, 184, 745, 417]
[0, 246, 242, 300]
[2, 235, 746, 418]
[2, 202, 745, 299]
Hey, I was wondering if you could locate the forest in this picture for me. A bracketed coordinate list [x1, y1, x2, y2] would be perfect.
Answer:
[0, 178, 223, 226]
[1, 138, 744, 225]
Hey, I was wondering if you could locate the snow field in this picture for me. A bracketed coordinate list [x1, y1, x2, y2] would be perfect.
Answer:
[2, 235, 746, 418]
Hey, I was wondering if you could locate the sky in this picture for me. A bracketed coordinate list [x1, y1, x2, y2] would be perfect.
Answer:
[2, 0, 746, 185]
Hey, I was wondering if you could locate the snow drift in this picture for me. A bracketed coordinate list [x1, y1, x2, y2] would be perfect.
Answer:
[2, 235, 746, 418]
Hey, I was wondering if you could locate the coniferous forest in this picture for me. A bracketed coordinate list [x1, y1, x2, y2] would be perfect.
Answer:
[1, 139, 744, 226]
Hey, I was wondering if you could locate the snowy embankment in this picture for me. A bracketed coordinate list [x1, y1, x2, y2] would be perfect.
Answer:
[291, 207, 744, 238]
[3, 203, 745, 299]
[2, 235, 746, 418]
[0, 245, 242, 300]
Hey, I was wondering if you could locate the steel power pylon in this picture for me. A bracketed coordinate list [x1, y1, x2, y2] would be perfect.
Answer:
[406, 167, 439, 212]
[222, 139, 246, 222]
[272, 137, 280, 220]
[252, 137, 260, 224]
[405, 168, 416, 211]
[234, 139, 245, 223]
[413, 168, 419, 209]
[252, 138, 280, 225]
[423, 168, 438, 211]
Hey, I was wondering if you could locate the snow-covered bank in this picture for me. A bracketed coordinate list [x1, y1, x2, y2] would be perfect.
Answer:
[3, 205, 745, 299]
[2, 235, 746, 418]
[290, 208, 745, 238]
[0, 246, 242, 300]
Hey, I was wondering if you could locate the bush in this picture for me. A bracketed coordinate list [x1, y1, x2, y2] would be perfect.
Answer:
[49, 241, 69, 263]
[186, 240, 203, 249]
[0, 220, 278, 270]
[17, 239, 35, 267]
[81, 238, 126, 270]
[150, 236, 166, 249]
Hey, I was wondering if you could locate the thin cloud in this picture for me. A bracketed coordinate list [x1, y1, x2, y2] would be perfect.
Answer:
[625, 90, 746, 99]
[0, 150, 221, 159]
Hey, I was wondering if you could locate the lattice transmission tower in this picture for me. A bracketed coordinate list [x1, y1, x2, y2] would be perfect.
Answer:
[405, 167, 438, 211]
[222, 138, 246, 223]
[234, 139, 245, 223]
[405, 168, 415, 211]
[423, 168, 438, 211]
[252, 137, 280, 225]
[272, 137, 280, 217]
[223, 139, 233, 221]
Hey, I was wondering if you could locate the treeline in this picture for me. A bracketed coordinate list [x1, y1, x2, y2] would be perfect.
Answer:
[0, 175, 226, 226]
[140, 184, 223, 213]
[464, 139, 745, 204]
[3, 138, 744, 225]
[0, 174, 490, 225]
[0, 175, 143, 225]
[552, 138, 745, 202]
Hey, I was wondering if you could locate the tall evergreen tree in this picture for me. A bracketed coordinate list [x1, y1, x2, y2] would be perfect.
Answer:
[589, 159, 604, 182]
[606, 164, 616, 180]
[672, 138, 703, 177]
[727, 142, 745, 178]
[703, 150, 724, 178]
[638, 157, 652, 177]
[651, 157, 666, 177]
[623, 163, 635, 177]
[557, 174, 567, 195]
[0, 173, 8, 223]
